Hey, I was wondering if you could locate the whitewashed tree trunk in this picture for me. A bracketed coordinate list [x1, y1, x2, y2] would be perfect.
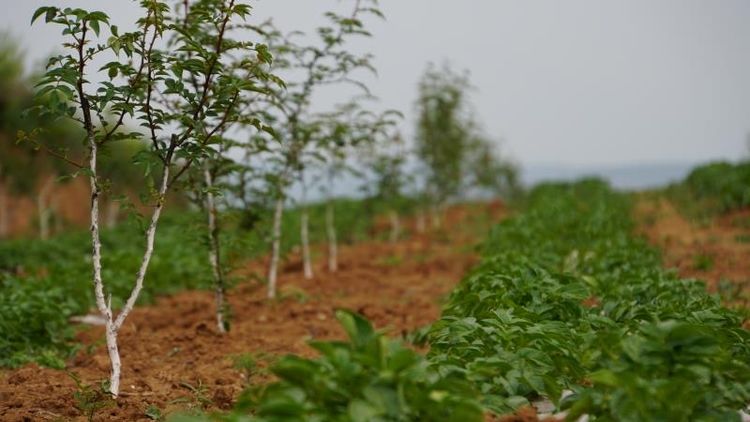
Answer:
[0, 186, 8, 239]
[105, 200, 120, 229]
[267, 197, 284, 299]
[299, 172, 313, 280]
[389, 209, 401, 243]
[204, 167, 227, 333]
[86, 134, 118, 396]
[88, 147, 171, 397]
[301, 208, 313, 280]
[51, 201, 61, 236]
[37, 176, 55, 240]
[416, 208, 426, 234]
[325, 200, 337, 272]
[430, 203, 442, 229]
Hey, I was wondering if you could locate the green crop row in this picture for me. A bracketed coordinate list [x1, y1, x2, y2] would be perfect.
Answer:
[0, 198, 378, 368]
[667, 161, 750, 218]
[426, 179, 750, 421]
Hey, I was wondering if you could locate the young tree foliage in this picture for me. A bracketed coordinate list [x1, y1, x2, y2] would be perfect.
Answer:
[28, 0, 274, 397]
[414, 64, 472, 226]
[415, 63, 519, 221]
[465, 134, 521, 200]
[315, 98, 401, 269]
[252, 0, 383, 297]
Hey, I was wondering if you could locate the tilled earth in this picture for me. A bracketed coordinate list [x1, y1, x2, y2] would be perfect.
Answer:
[636, 196, 750, 305]
[0, 204, 503, 421]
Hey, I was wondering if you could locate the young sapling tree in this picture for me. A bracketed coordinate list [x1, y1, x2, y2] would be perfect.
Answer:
[370, 133, 410, 243]
[414, 63, 473, 228]
[28, 0, 273, 396]
[314, 99, 401, 268]
[465, 134, 521, 201]
[255, 0, 383, 294]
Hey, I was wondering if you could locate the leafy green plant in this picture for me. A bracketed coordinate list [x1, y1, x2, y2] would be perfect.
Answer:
[175, 310, 483, 422]
[175, 380, 214, 411]
[565, 320, 750, 422]
[67, 372, 115, 422]
[692, 253, 715, 271]
[231, 353, 260, 388]
[425, 179, 750, 418]
[145, 404, 165, 421]
[666, 160, 750, 219]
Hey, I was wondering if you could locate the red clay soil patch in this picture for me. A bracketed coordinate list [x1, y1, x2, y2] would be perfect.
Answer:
[636, 197, 750, 303]
[0, 203, 502, 421]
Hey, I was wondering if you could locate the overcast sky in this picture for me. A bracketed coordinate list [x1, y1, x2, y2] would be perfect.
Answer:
[3, 0, 749, 169]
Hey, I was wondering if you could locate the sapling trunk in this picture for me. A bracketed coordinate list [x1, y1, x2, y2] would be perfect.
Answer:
[430, 203, 442, 229]
[89, 145, 171, 397]
[299, 173, 313, 280]
[37, 176, 54, 240]
[389, 209, 400, 243]
[105, 200, 120, 229]
[0, 186, 8, 238]
[325, 200, 337, 272]
[300, 208, 313, 279]
[267, 197, 284, 299]
[416, 208, 426, 234]
[204, 167, 227, 333]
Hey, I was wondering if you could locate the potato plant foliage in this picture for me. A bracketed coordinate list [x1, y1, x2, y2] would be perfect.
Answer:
[426, 180, 750, 420]
[174, 310, 483, 422]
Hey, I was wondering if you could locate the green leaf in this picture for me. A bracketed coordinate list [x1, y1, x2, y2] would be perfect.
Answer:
[335, 309, 375, 348]
[31, 7, 49, 24]
[89, 19, 100, 36]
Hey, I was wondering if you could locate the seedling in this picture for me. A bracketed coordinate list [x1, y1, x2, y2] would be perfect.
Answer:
[67, 372, 114, 422]
[692, 253, 714, 271]
[144, 404, 164, 421]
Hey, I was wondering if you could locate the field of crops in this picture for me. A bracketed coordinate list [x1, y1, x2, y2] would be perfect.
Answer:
[1, 1, 749, 421]
[147, 179, 747, 422]
[0, 199, 377, 368]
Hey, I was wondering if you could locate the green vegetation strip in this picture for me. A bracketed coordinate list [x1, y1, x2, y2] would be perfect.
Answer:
[186, 180, 750, 422]
[427, 179, 750, 420]
[666, 160, 750, 219]
[0, 199, 377, 367]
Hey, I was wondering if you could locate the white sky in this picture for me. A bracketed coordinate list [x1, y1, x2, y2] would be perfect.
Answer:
[3, 0, 750, 168]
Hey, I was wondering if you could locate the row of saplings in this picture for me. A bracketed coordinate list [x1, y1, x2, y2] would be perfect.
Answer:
[26, 0, 516, 403]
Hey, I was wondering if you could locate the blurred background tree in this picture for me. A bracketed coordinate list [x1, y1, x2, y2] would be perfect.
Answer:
[414, 63, 519, 227]
[0, 34, 149, 239]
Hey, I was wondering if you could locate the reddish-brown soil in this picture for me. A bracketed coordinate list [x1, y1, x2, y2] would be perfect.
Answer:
[636, 196, 750, 304]
[0, 204, 503, 421]
[1, 178, 91, 238]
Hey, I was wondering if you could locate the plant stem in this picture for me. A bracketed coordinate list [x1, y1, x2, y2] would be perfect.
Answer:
[389, 209, 400, 243]
[105, 200, 120, 229]
[0, 184, 7, 238]
[113, 162, 169, 332]
[416, 208, 426, 234]
[301, 207, 313, 279]
[430, 203, 442, 229]
[267, 197, 284, 299]
[204, 166, 227, 333]
[37, 175, 55, 240]
[326, 200, 337, 272]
